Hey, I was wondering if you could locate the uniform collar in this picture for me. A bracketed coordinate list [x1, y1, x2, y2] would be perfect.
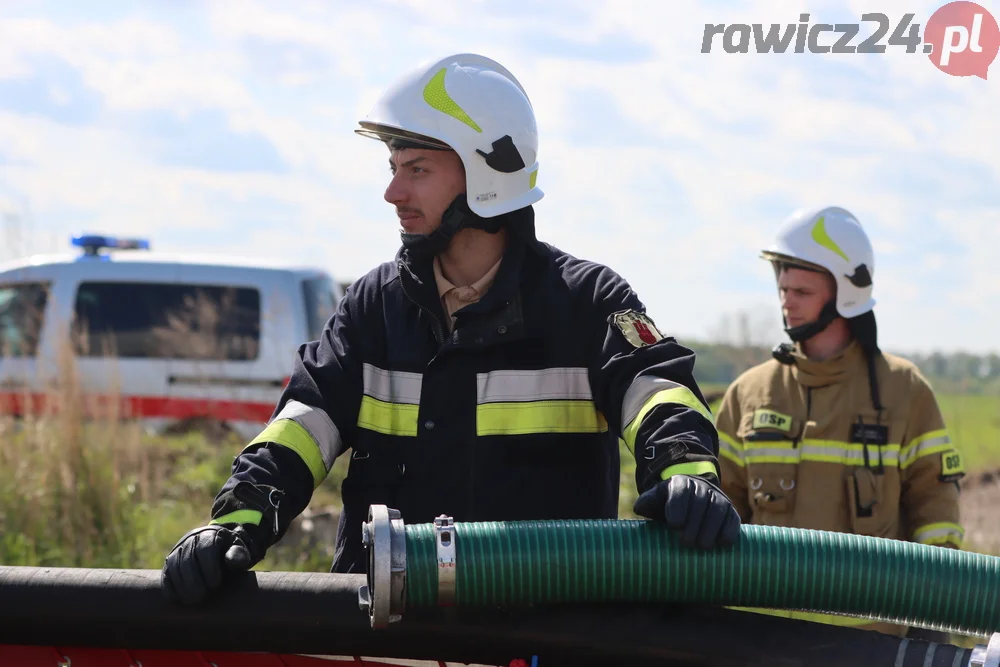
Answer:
[790, 338, 864, 387]
[432, 254, 503, 305]
[398, 233, 534, 344]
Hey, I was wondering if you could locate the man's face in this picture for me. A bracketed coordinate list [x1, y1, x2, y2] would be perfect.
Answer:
[384, 147, 466, 235]
[777, 265, 836, 328]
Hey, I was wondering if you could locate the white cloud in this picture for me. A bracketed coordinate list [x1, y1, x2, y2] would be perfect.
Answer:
[0, 0, 997, 354]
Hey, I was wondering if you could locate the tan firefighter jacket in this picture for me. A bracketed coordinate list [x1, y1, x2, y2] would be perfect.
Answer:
[715, 339, 965, 636]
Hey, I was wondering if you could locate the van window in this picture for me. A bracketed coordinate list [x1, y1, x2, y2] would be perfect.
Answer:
[73, 281, 261, 361]
[301, 275, 339, 341]
[0, 282, 49, 357]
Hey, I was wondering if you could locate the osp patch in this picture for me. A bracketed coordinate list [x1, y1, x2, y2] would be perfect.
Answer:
[940, 449, 965, 482]
[612, 310, 664, 348]
[753, 409, 792, 432]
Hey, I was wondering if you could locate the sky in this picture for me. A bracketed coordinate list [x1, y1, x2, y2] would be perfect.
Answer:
[0, 0, 998, 356]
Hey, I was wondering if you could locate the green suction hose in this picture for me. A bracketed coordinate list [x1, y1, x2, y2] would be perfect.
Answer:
[358, 506, 1000, 636]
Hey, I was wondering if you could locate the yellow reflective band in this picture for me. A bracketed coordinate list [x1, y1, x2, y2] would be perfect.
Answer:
[801, 440, 900, 466]
[357, 396, 420, 437]
[742, 440, 904, 467]
[729, 606, 877, 627]
[249, 419, 328, 490]
[210, 510, 262, 526]
[660, 461, 718, 481]
[622, 386, 713, 454]
[476, 400, 608, 436]
[744, 441, 799, 465]
[272, 400, 343, 470]
[901, 429, 952, 470]
[423, 68, 483, 133]
[913, 522, 964, 548]
[718, 432, 745, 468]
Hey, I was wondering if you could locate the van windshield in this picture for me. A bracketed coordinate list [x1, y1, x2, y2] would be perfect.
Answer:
[0, 282, 49, 357]
[301, 275, 339, 341]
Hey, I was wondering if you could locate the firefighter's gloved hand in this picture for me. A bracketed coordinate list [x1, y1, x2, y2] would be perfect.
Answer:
[161, 524, 255, 605]
[634, 474, 742, 550]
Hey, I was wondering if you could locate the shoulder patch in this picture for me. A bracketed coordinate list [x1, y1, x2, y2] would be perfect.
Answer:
[612, 310, 664, 348]
[940, 449, 965, 482]
[753, 409, 792, 432]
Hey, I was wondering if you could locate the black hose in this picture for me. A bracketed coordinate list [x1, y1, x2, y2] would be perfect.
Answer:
[0, 566, 979, 667]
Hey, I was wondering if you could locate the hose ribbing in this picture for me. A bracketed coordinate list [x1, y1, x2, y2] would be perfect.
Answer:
[405, 520, 1000, 637]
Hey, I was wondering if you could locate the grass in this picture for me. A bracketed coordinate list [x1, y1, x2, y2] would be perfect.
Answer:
[938, 394, 1000, 473]
[0, 406, 350, 572]
[1, 377, 997, 649]
[0, 366, 996, 573]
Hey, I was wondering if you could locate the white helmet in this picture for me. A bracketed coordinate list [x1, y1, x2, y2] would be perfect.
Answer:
[355, 53, 543, 218]
[760, 206, 876, 319]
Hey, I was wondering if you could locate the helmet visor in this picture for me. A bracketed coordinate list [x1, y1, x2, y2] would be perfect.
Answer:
[355, 122, 452, 150]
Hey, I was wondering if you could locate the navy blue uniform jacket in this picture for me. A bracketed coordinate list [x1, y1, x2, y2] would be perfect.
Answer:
[212, 211, 720, 573]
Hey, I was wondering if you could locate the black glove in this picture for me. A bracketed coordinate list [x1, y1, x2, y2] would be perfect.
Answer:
[634, 474, 741, 549]
[161, 524, 255, 605]
[162, 481, 282, 605]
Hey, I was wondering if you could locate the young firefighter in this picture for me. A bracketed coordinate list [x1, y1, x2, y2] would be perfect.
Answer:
[162, 53, 741, 604]
[715, 205, 965, 637]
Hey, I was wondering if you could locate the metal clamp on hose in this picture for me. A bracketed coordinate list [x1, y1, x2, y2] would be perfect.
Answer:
[434, 514, 457, 606]
[357, 504, 407, 629]
[970, 632, 1000, 667]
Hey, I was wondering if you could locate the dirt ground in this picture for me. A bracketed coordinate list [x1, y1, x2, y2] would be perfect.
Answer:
[959, 470, 1000, 553]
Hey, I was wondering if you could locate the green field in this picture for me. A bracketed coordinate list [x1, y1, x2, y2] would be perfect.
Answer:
[1, 392, 997, 572]
[938, 394, 1000, 473]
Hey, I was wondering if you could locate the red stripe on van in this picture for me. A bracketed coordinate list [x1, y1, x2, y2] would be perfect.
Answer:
[0, 392, 275, 423]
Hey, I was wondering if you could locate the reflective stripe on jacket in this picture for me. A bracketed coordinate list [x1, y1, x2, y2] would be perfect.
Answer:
[715, 340, 964, 635]
[213, 219, 720, 573]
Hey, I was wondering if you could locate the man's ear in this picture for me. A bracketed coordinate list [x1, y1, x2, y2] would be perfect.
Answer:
[824, 271, 838, 297]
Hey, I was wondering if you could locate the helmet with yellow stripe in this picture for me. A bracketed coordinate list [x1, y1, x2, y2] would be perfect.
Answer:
[356, 53, 543, 219]
[761, 205, 876, 327]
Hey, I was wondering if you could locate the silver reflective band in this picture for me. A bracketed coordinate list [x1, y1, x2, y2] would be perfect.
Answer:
[621, 375, 685, 429]
[913, 524, 964, 545]
[363, 363, 423, 405]
[801, 443, 900, 465]
[273, 400, 344, 468]
[476, 367, 594, 403]
[435, 514, 457, 606]
[719, 436, 744, 463]
[900, 433, 952, 467]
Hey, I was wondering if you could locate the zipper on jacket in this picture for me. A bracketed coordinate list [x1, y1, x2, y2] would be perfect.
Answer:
[794, 387, 813, 448]
[398, 262, 446, 345]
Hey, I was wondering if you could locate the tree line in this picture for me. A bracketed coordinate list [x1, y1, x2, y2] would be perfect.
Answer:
[686, 341, 1000, 395]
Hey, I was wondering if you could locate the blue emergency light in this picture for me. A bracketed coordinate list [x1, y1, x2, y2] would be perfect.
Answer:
[71, 233, 150, 259]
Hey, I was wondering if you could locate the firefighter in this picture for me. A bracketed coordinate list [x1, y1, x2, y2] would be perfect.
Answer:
[715, 205, 965, 637]
[162, 53, 741, 605]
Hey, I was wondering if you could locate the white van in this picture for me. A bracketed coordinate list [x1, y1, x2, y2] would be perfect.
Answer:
[0, 234, 343, 441]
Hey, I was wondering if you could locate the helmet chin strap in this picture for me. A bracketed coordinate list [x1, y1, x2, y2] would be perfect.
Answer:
[783, 299, 840, 343]
[773, 299, 841, 363]
[400, 193, 505, 261]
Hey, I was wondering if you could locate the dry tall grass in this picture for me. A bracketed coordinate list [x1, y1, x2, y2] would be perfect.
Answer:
[0, 335, 240, 568]
[0, 278, 347, 571]
[0, 283, 248, 569]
